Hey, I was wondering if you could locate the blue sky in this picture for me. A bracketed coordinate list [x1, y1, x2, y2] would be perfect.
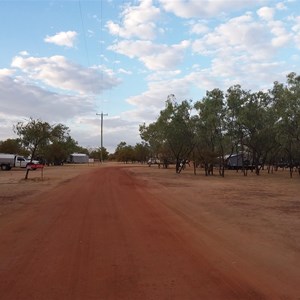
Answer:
[0, 0, 299, 152]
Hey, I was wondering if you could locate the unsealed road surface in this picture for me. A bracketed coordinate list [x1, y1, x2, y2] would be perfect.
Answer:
[0, 167, 298, 299]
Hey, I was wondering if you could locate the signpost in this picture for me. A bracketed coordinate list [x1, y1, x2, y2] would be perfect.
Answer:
[27, 164, 45, 179]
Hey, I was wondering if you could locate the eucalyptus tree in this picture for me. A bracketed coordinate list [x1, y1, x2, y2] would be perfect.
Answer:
[14, 118, 71, 179]
[44, 136, 80, 165]
[114, 141, 135, 163]
[271, 72, 300, 177]
[89, 147, 109, 162]
[139, 122, 164, 160]
[140, 96, 196, 173]
[0, 138, 26, 156]
[140, 121, 174, 168]
[225, 85, 249, 174]
[238, 90, 278, 175]
[133, 142, 150, 164]
[194, 88, 229, 176]
[286, 73, 300, 174]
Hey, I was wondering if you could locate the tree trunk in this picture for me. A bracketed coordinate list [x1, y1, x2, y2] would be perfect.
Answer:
[24, 168, 30, 180]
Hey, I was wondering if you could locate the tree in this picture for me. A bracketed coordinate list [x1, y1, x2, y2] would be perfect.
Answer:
[114, 142, 135, 163]
[134, 142, 150, 163]
[42, 136, 79, 165]
[271, 72, 300, 177]
[89, 147, 109, 162]
[141, 96, 195, 173]
[194, 89, 229, 176]
[0, 138, 26, 156]
[225, 85, 247, 174]
[139, 122, 165, 160]
[224, 86, 279, 176]
[14, 118, 70, 179]
[141, 73, 300, 178]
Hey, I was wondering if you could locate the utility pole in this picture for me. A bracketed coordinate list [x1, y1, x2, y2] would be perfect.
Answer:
[96, 112, 108, 163]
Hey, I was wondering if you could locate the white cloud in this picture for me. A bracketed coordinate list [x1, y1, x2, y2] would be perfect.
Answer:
[0, 75, 94, 122]
[0, 112, 20, 141]
[257, 6, 275, 21]
[0, 0, 298, 153]
[87, 29, 94, 37]
[188, 12, 292, 92]
[73, 115, 142, 152]
[269, 20, 292, 47]
[147, 70, 181, 81]
[11, 55, 120, 95]
[0, 68, 15, 77]
[276, 2, 287, 10]
[106, 0, 161, 40]
[190, 22, 210, 35]
[121, 69, 225, 135]
[292, 16, 300, 49]
[126, 75, 195, 110]
[192, 13, 273, 59]
[158, 0, 267, 18]
[19, 50, 29, 56]
[44, 31, 78, 48]
[109, 40, 190, 71]
[118, 68, 132, 75]
[256, 7, 292, 48]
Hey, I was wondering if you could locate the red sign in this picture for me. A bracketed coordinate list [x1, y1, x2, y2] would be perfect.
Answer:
[27, 164, 44, 169]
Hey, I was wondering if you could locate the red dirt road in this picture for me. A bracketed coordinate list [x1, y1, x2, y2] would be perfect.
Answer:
[0, 166, 299, 299]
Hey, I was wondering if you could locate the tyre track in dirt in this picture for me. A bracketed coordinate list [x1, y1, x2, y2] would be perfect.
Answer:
[0, 167, 296, 299]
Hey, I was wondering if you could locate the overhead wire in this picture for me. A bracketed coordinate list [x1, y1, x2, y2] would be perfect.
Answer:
[78, 0, 90, 66]
[105, 0, 126, 113]
[92, 0, 125, 117]
[99, 0, 104, 112]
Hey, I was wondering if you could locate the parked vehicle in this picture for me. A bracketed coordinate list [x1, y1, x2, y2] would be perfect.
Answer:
[225, 153, 255, 170]
[0, 153, 33, 171]
[68, 153, 89, 164]
[147, 158, 161, 166]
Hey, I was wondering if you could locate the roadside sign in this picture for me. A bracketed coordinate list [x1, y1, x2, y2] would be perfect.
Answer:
[27, 164, 44, 169]
[26, 164, 45, 180]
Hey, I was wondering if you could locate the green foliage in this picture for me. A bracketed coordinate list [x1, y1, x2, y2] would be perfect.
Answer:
[194, 88, 227, 175]
[114, 141, 135, 163]
[14, 118, 52, 157]
[89, 147, 109, 161]
[134, 142, 150, 163]
[113, 141, 150, 163]
[6, 72, 300, 178]
[139, 72, 300, 177]
[43, 136, 79, 165]
[0, 138, 27, 156]
[140, 96, 195, 172]
[14, 118, 72, 178]
[270, 72, 300, 176]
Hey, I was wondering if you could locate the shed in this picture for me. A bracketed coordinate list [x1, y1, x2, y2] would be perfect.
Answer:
[68, 153, 89, 164]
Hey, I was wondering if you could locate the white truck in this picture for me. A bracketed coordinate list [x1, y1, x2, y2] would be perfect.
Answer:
[0, 153, 34, 171]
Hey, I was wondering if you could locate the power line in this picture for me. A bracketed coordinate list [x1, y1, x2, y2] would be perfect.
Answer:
[78, 0, 90, 65]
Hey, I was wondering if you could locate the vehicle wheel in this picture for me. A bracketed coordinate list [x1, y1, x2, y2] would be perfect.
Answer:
[1, 164, 9, 171]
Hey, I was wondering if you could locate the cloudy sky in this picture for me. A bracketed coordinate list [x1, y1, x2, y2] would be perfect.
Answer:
[0, 0, 299, 152]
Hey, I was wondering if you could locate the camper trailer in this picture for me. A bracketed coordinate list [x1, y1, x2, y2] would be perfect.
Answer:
[68, 153, 89, 164]
[225, 153, 253, 170]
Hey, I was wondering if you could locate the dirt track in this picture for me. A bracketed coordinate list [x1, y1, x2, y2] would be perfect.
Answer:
[0, 165, 299, 299]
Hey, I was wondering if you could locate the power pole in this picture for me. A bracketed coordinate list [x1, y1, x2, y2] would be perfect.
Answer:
[96, 112, 108, 163]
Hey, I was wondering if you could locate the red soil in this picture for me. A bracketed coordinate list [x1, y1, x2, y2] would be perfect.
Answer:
[0, 165, 299, 299]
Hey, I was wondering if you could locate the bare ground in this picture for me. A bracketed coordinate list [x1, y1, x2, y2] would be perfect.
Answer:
[0, 163, 299, 299]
